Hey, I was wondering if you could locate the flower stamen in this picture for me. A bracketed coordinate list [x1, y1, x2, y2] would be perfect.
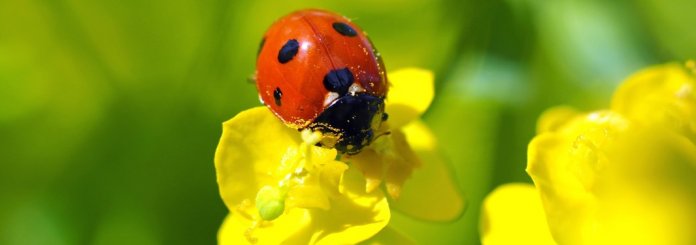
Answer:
[244, 221, 259, 244]
[254, 129, 340, 221]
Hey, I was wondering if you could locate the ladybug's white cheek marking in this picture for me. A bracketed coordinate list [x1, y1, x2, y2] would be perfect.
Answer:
[348, 83, 365, 96]
[323, 92, 340, 107]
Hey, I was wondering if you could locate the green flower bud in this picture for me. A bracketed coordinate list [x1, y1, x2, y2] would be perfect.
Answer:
[255, 186, 286, 221]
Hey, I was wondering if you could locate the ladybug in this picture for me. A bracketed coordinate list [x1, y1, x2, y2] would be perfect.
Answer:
[256, 9, 388, 154]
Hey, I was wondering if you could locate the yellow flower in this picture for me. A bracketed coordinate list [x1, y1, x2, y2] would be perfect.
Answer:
[481, 62, 696, 245]
[215, 68, 464, 244]
[611, 60, 696, 144]
[480, 183, 555, 245]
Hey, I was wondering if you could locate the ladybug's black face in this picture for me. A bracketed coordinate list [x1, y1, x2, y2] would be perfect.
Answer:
[309, 93, 385, 155]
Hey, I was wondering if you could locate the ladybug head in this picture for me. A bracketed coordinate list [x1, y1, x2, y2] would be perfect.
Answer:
[308, 93, 386, 155]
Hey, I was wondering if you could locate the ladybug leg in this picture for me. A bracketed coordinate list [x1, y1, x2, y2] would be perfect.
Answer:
[373, 130, 391, 140]
[246, 73, 257, 84]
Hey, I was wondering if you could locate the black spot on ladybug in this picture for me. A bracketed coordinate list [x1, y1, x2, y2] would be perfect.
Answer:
[273, 87, 283, 106]
[257, 37, 266, 57]
[323, 68, 354, 96]
[332, 22, 357, 37]
[278, 39, 299, 64]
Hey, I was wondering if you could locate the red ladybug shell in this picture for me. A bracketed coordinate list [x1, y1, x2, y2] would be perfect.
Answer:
[256, 9, 388, 128]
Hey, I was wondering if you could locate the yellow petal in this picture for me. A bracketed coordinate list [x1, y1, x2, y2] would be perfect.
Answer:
[288, 160, 349, 210]
[218, 209, 310, 245]
[218, 167, 390, 245]
[305, 168, 390, 245]
[528, 108, 696, 245]
[611, 62, 696, 143]
[217, 214, 240, 245]
[214, 107, 300, 210]
[480, 183, 556, 245]
[286, 185, 330, 210]
[358, 226, 416, 245]
[303, 137, 339, 172]
[383, 129, 420, 199]
[536, 106, 581, 134]
[318, 161, 349, 197]
[349, 149, 384, 193]
[390, 120, 465, 221]
[527, 110, 627, 244]
[385, 68, 435, 128]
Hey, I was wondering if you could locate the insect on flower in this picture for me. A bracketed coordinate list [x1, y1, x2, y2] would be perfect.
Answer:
[255, 9, 388, 155]
[215, 9, 464, 245]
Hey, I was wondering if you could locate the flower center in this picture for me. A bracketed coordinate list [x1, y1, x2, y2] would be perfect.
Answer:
[254, 130, 344, 222]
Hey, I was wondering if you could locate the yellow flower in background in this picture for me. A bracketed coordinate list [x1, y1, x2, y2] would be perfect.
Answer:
[612, 61, 696, 144]
[215, 68, 464, 244]
[481, 62, 696, 245]
[480, 184, 555, 245]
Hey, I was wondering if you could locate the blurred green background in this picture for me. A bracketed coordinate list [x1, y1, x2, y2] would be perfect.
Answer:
[1, 0, 693, 244]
